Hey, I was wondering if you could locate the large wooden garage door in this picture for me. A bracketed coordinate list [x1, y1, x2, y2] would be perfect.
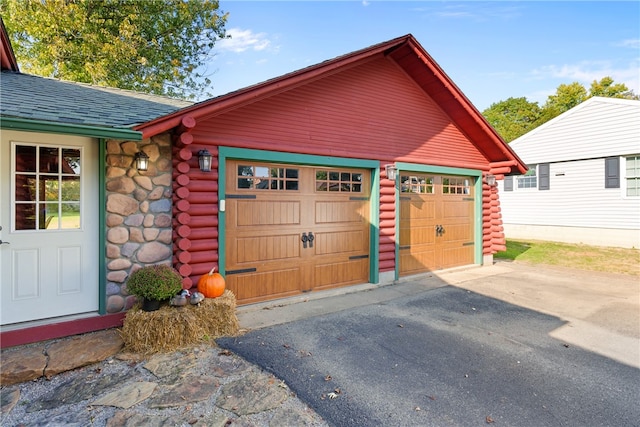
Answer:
[399, 173, 474, 276]
[225, 161, 370, 304]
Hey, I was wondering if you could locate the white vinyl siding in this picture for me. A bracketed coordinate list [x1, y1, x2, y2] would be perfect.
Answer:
[510, 98, 640, 164]
[501, 159, 640, 230]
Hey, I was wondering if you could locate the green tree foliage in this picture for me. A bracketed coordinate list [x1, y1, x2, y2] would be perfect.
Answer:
[542, 81, 588, 118]
[1, 0, 228, 99]
[483, 77, 639, 142]
[589, 76, 638, 99]
[483, 97, 543, 143]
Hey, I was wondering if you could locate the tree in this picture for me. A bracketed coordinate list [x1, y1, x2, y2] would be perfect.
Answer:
[482, 97, 543, 143]
[542, 82, 588, 117]
[483, 77, 639, 142]
[589, 76, 638, 99]
[1, 0, 228, 99]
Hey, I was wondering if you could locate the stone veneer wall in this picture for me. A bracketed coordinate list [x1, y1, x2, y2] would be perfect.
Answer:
[104, 133, 174, 313]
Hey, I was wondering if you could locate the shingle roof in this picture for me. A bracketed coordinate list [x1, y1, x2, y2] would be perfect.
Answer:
[0, 71, 193, 128]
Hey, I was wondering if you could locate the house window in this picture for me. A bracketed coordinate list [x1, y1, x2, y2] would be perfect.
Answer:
[626, 155, 640, 197]
[14, 144, 82, 231]
[517, 165, 537, 189]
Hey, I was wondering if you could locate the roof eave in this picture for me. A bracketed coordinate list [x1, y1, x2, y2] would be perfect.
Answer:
[1, 116, 142, 140]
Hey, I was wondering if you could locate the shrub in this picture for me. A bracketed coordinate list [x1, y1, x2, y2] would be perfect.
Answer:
[126, 264, 183, 301]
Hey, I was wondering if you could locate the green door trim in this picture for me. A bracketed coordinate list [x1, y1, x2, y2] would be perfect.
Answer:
[218, 147, 381, 284]
[393, 162, 483, 280]
[98, 139, 107, 315]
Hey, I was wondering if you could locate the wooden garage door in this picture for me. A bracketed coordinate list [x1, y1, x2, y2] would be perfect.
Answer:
[399, 174, 474, 276]
[225, 161, 370, 304]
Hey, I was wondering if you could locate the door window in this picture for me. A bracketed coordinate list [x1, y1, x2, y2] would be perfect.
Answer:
[13, 143, 81, 231]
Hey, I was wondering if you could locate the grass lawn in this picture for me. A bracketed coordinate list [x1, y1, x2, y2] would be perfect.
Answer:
[495, 240, 640, 276]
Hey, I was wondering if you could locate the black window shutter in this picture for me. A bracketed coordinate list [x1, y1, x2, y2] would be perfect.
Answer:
[504, 176, 513, 191]
[605, 157, 620, 188]
[538, 163, 550, 190]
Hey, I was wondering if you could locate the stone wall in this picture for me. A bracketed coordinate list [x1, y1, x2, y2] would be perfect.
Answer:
[104, 134, 174, 313]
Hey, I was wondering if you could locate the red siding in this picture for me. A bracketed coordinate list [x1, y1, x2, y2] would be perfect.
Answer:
[192, 57, 487, 168]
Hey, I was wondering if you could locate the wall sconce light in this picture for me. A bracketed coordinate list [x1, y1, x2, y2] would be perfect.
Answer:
[485, 174, 497, 187]
[385, 164, 398, 181]
[134, 151, 149, 171]
[198, 149, 212, 172]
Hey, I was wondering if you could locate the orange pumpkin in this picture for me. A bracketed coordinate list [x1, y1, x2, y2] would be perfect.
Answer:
[197, 267, 225, 298]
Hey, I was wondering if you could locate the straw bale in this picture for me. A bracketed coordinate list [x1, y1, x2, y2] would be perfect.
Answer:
[121, 290, 239, 354]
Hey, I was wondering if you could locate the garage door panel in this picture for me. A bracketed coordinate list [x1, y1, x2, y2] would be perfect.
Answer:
[400, 198, 435, 220]
[400, 248, 437, 274]
[314, 230, 366, 255]
[315, 200, 366, 224]
[314, 258, 368, 289]
[236, 200, 301, 226]
[441, 246, 474, 269]
[442, 224, 474, 241]
[442, 200, 473, 219]
[235, 234, 301, 263]
[227, 268, 303, 304]
[400, 226, 435, 246]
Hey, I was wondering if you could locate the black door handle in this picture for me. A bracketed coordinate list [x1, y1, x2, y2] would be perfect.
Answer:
[308, 232, 314, 248]
[301, 232, 308, 248]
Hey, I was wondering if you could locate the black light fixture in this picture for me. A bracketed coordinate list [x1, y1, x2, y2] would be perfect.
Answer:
[485, 174, 497, 187]
[384, 163, 398, 181]
[198, 149, 212, 172]
[134, 151, 149, 171]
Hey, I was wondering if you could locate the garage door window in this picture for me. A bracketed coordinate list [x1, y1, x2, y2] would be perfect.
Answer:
[401, 175, 434, 194]
[315, 170, 363, 192]
[236, 164, 299, 190]
[442, 177, 470, 195]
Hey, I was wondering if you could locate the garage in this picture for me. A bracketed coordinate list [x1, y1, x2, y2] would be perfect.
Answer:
[224, 160, 371, 304]
[399, 173, 475, 276]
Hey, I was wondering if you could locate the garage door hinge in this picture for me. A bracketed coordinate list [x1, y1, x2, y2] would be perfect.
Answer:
[226, 267, 257, 275]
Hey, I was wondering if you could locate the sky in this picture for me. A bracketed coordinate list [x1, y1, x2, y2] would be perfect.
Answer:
[201, 1, 640, 112]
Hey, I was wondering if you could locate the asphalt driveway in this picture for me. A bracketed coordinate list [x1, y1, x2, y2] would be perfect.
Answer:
[217, 262, 640, 426]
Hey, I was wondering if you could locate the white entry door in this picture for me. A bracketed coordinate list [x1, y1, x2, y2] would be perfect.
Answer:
[1, 131, 99, 326]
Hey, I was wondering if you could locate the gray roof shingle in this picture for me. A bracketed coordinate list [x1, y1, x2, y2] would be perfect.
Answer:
[0, 71, 193, 129]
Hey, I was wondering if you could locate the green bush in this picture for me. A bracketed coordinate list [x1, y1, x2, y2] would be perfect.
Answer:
[126, 264, 183, 301]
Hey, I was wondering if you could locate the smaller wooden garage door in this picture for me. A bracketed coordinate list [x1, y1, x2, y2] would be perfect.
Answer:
[225, 161, 370, 304]
[399, 174, 474, 276]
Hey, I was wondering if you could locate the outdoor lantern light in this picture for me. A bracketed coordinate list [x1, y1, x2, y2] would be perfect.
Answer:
[134, 151, 149, 171]
[198, 149, 212, 172]
[385, 164, 398, 181]
[485, 174, 497, 187]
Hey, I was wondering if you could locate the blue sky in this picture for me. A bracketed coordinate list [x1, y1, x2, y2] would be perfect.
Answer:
[203, 1, 640, 111]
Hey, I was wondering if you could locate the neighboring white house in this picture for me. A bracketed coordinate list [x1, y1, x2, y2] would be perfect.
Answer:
[498, 97, 640, 248]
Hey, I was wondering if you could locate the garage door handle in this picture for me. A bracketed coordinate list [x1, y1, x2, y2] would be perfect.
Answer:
[301, 232, 309, 248]
[0, 240, 9, 245]
[308, 232, 314, 248]
[435, 225, 445, 236]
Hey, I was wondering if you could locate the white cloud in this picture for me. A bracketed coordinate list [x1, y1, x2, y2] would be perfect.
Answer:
[531, 60, 640, 96]
[217, 28, 272, 53]
[616, 39, 640, 49]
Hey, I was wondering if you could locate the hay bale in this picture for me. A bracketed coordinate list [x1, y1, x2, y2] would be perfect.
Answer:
[121, 290, 239, 354]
